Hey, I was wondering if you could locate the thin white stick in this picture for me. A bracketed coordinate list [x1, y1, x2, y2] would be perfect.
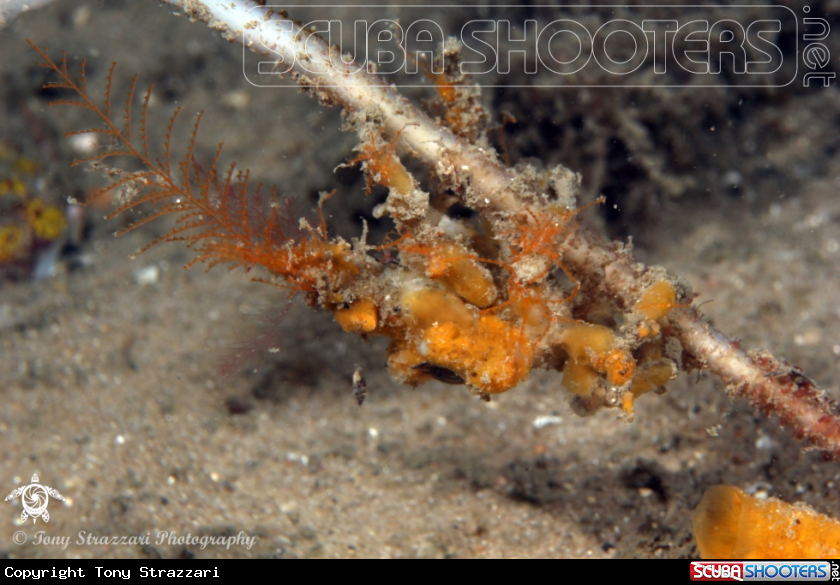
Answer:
[163, 0, 521, 213]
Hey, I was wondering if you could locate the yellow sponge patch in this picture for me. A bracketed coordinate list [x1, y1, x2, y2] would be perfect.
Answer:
[694, 485, 840, 559]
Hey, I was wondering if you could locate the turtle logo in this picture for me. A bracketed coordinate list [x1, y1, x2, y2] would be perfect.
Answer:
[5, 474, 65, 524]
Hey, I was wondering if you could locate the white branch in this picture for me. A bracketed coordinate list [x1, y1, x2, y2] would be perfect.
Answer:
[162, 0, 521, 213]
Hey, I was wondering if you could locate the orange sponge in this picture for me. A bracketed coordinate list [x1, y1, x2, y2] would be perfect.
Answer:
[387, 287, 534, 394]
[693, 485, 840, 559]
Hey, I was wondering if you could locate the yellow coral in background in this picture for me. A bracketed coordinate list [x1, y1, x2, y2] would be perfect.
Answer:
[0, 145, 66, 270]
[0, 225, 29, 263]
[0, 177, 26, 197]
[24, 199, 67, 241]
[13, 156, 41, 176]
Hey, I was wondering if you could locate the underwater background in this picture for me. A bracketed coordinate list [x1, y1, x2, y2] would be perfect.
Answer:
[0, 0, 839, 558]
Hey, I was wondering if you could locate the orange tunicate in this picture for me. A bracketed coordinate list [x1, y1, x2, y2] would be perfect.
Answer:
[426, 242, 497, 308]
[636, 320, 661, 339]
[352, 132, 414, 196]
[622, 361, 676, 417]
[621, 392, 636, 417]
[603, 349, 636, 386]
[629, 361, 676, 397]
[693, 485, 840, 559]
[560, 324, 637, 397]
[402, 287, 473, 330]
[512, 296, 550, 340]
[560, 323, 613, 397]
[334, 298, 378, 334]
[434, 73, 457, 103]
[562, 361, 601, 396]
[387, 287, 534, 394]
[381, 155, 414, 196]
[637, 280, 677, 321]
[562, 323, 616, 360]
[323, 242, 360, 279]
